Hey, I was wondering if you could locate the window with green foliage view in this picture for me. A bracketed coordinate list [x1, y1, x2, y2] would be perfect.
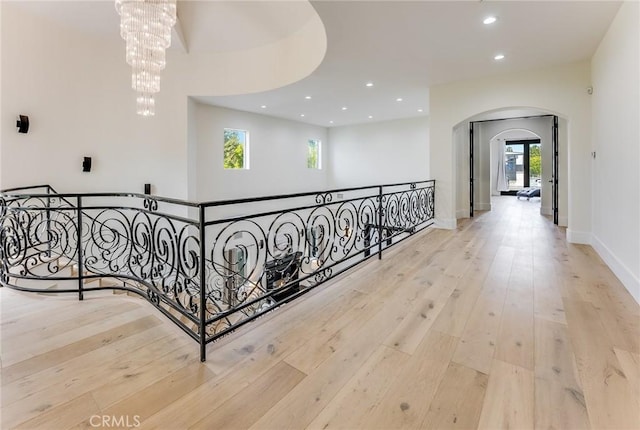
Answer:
[529, 144, 541, 177]
[308, 139, 321, 169]
[224, 129, 249, 169]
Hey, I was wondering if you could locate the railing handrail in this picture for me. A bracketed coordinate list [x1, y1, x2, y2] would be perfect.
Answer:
[0, 190, 201, 208]
[1, 179, 436, 362]
[199, 180, 435, 208]
[0, 184, 51, 193]
[1, 179, 435, 208]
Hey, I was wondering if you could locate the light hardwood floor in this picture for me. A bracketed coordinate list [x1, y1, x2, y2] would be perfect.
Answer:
[2, 196, 639, 430]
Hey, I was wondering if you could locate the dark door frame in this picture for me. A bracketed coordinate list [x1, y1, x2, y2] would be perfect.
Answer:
[469, 122, 474, 217]
[552, 116, 559, 225]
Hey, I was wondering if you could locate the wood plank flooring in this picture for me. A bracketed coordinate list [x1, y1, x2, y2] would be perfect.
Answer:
[2, 196, 639, 429]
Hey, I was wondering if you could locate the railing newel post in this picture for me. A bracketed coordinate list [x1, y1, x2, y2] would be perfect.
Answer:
[378, 185, 383, 260]
[77, 195, 84, 301]
[46, 186, 52, 259]
[198, 204, 207, 362]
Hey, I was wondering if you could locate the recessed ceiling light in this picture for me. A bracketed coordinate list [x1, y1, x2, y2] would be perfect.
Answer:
[483, 16, 497, 25]
[300, 114, 305, 117]
[368, 115, 373, 119]
[365, 82, 374, 87]
[329, 120, 334, 124]
[417, 108, 423, 113]
[396, 98, 403, 102]
[494, 54, 505, 60]
[260, 105, 267, 109]
[305, 96, 312, 100]
[341, 106, 348, 110]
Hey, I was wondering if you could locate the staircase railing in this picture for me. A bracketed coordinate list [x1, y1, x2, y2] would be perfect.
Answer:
[0, 180, 435, 361]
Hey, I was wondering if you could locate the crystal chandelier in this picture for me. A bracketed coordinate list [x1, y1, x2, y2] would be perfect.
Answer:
[115, 0, 177, 116]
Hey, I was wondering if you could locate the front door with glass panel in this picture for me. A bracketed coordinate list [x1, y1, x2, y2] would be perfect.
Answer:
[501, 139, 541, 195]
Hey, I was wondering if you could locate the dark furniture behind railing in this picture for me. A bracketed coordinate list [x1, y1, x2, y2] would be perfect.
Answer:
[264, 251, 302, 302]
[0, 181, 435, 361]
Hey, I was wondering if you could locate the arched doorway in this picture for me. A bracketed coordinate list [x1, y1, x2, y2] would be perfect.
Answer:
[453, 108, 567, 226]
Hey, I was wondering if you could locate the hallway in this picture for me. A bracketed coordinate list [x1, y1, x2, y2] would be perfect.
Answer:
[2, 196, 639, 429]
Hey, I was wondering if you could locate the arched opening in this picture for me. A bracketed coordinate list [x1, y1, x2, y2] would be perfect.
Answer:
[453, 107, 568, 226]
[491, 128, 542, 193]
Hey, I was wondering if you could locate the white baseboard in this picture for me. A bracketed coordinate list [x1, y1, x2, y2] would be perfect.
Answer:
[592, 235, 640, 305]
[558, 216, 568, 227]
[540, 206, 552, 216]
[456, 209, 469, 219]
[434, 218, 456, 230]
[566, 229, 592, 245]
[456, 204, 491, 219]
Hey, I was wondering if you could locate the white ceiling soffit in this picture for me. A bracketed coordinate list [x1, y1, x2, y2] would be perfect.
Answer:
[198, 0, 621, 127]
[11, 1, 318, 53]
[9, 1, 326, 98]
[179, 1, 317, 52]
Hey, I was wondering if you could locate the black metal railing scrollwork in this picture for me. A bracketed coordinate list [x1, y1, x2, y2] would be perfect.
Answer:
[0, 180, 435, 361]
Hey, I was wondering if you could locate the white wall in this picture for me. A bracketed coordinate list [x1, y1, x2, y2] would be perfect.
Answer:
[328, 116, 429, 188]
[0, 3, 3, 180]
[187, 98, 199, 201]
[474, 123, 490, 211]
[0, 5, 180, 195]
[0, 2, 326, 198]
[430, 61, 592, 236]
[591, 1, 640, 302]
[193, 103, 329, 201]
[454, 123, 469, 219]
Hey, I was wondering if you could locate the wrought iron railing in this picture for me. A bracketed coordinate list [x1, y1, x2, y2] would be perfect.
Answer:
[0, 181, 435, 360]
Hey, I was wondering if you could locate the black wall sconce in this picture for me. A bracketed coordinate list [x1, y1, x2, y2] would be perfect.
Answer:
[16, 115, 29, 133]
[82, 157, 92, 172]
[144, 183, 151, 194]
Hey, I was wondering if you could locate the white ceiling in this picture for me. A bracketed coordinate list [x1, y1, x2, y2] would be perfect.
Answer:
[12, 1, 622, 128]
[198, 0, 621, 127]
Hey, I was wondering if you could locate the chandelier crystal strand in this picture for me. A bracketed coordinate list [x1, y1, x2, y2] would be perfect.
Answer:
[115, 0, 177, 116]
[137, 93, 155, 116]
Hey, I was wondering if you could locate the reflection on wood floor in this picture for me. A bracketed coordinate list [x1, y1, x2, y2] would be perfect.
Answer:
[2, 196, 639, 429]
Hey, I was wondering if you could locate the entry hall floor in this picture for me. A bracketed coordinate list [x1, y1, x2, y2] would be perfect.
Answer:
[1, 196, 639, 429]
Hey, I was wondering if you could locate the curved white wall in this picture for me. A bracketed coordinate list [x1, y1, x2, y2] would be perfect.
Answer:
[169, 12, 327, 97]
[591, 1, 639, 302]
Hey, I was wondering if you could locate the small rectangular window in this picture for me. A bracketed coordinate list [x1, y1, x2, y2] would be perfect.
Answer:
[307, 139, 321, 169]
[224, 129, 249, 169]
